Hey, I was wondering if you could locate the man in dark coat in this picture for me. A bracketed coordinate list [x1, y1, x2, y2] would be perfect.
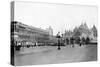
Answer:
[70, 37, 74, 47]
[66, 38, 69, 45]
[56, 32, 61, 50]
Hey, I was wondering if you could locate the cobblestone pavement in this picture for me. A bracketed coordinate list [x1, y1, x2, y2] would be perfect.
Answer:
[15, 45, 97, 66]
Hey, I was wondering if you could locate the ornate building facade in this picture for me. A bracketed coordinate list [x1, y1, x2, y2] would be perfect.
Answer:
[11, 21, 50, 46]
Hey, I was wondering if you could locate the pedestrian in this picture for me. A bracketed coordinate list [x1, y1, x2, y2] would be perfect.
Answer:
[56, 32, 61, 50]
[82, 37, 86, 45]
[70, 37, 74, 47]
[66, 38, 69, 45]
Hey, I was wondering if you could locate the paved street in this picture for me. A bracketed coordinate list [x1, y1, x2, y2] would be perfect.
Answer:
[15, 45, 97, 66]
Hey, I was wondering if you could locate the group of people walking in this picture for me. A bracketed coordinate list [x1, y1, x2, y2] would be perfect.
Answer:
[56, 32, 91, 50]
[12, 32, 91, 51]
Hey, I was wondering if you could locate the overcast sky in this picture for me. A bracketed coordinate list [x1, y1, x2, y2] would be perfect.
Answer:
[14, 1, 98, 35]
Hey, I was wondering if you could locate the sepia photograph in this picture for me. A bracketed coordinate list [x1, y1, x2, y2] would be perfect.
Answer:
[11, 1, 98, 66]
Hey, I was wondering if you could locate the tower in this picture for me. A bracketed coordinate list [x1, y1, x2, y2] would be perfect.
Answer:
[46, 26, 53, 39]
